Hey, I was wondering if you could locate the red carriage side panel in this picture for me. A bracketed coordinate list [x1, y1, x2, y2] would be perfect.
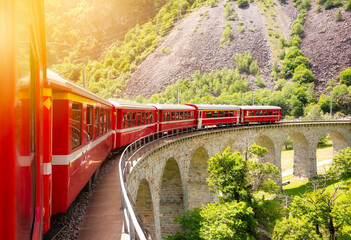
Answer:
[52, 98, 70, 214]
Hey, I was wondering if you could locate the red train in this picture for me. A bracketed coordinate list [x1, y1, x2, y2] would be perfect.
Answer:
[0, 0, 281, 239]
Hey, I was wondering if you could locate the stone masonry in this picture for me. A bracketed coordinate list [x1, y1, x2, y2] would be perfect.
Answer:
[126, 122, 351, 240]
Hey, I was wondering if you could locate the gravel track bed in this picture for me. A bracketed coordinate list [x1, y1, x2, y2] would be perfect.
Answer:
[50, 152, 120, 240]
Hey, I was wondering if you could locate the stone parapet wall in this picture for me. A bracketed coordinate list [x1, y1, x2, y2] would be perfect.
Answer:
[127, 122, 351, 240]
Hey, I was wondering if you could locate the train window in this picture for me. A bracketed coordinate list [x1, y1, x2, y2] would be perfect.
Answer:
[100, 109, 104, 135]
[264, 111, 268, 115]
[251, 111, 254, 116]
[142, 112, 145, 125]
[95, 108, 99, 137]
[87, 105, 93, 142]
[108, 110, 111, 130]
[230, 111, 234, 117]
[72, 102, 82, 149]
[260, 111, 263, 116]
[269, 111, 272, 115]
[146, 112, 149, 124]
[123, 113, 126, 128]
[206, 111, 212, 118]
[180, 112, 183, 120]
[137, 112, 141, 126]
[219, 111, 223, 117]
[132, 113, 136, 127]
[255, 110, 258, 115]
[150, 112, 153, 123]
[189, 111, 192, 119]
[163, 112, 166, 121]
[166, 112, 170, 121]
[184, 112, 187, 119]
[176, 112, 179, 120]
[213, 111, 218, 117]
[104, 109, 107, 132]
[126, 112, 131, 127]
[171, 112, 175, 121]
[224, 111, 229, 117]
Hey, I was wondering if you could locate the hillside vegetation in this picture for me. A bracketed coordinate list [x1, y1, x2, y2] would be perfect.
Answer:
[47, 0, 351, 118]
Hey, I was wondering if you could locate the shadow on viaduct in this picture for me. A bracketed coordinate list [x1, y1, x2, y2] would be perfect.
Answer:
[126, 122, 351, 240]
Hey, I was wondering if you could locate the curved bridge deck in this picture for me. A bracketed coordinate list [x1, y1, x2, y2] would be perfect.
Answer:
[78, 154, 128, 240]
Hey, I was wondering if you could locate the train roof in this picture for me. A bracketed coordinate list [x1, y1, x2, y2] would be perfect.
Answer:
[150, 104, 195, 111]
[240, 106, 281, 110]
[109, 99, 156, 110]
[47, 69, 112, 106]
[186, 104, 240, 110]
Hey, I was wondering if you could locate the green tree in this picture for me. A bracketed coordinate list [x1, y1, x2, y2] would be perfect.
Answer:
[199, 202, 257, 240]
[335, 10, 343, 22]
[339, 68, 351, 86]
[273, 217, 322, 240]
[328, 147, 351, 179]
[207, 145, 279, 203]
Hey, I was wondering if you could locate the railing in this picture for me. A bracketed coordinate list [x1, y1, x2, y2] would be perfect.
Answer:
[118, 118, 351, 239]
[118, 121, 245, 239]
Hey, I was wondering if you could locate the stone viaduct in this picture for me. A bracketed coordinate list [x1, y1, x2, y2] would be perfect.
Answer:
[125, 122, 351, 240]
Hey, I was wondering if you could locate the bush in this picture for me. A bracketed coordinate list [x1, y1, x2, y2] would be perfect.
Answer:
[249, 61, 260, 75]
[292, 65, 315, 84]
[328, 147, 351, 179]
[255, 75, 265, 88]
[339, 68, 351, 86]
[346, 0, 351, 11]
[237, 0, 249, 8]
[220, 26, 232, 46]
[291, 22, 304, 36]
[335, 10, 343, 21]
[324, 0, 334, 9]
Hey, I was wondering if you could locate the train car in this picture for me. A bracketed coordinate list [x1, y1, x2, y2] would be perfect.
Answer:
[152, 104, 197, 132]
[240, 106, 282, 124]
[110, 100, 157, 148]
[186, 104, 241, 129]
[0, 0, 47, 239]
[48, 70, 114, 216]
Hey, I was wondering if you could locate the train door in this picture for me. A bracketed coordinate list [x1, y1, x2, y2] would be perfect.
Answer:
[197, 110, 203, 129]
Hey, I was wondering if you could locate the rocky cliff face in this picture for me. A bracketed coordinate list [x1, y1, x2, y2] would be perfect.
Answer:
[122, 0, 350, 98]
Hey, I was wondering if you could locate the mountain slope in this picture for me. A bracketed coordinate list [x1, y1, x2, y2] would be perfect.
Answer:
[123, 0, 297, 98]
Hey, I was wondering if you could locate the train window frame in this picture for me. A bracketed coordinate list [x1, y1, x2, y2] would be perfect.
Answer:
[95, 108, 99, 137]
[180, 112, 184, 120]
[171, 112, 175, 121]
[137, 112, 141, 126]
[264, 110, 268, 116]
[255, 110, 259, 115]
[224, 111, 229, 117]
[104, 109, 107, 132]
[176, 112, 179, 120]
[132, 112, 136, 127]
[218, 111, 223, 117]
[213, 111, 218, 118]
[108, 110, 111, 130]
[100, 109, 104, 135]
[72, 102, 82, 149]
[168, 112, 170, 121]
[184, 112, 187, 119]
[188, 111, 191, 119]
[86, 105, 93, 142]
[206, 111, 212, 118]
[127, 112, 131, 127]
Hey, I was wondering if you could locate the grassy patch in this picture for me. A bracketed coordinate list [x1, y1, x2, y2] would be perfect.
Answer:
[282, 175, 351, 198]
